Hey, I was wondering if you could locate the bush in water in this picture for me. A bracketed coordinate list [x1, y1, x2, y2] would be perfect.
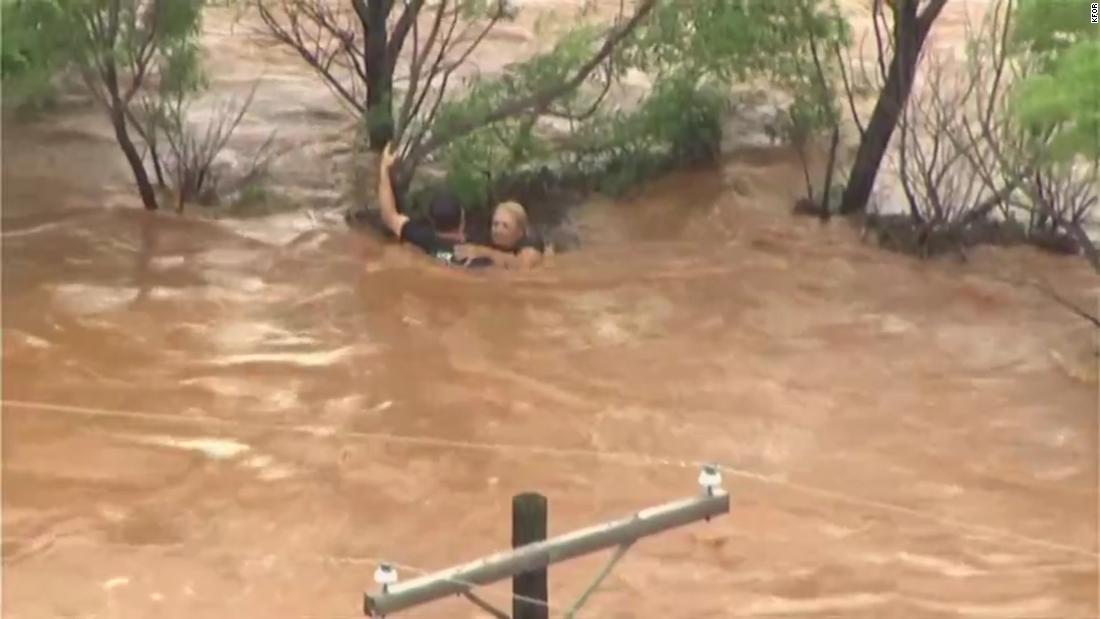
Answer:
[433, 0, 851, 210]
[0, 0, 70, 109]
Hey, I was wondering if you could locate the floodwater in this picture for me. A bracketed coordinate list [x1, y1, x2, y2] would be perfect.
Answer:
[2, 2, 1098, 618]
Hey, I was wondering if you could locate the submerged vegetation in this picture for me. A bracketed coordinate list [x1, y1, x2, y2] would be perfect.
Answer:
[2, 0, 269, 212]
[2, 0, 1097, 268]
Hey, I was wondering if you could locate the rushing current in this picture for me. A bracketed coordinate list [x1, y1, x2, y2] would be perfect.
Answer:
[2, 1, 1097, 618]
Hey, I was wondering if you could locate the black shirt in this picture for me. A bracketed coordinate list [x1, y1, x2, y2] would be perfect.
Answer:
[400, 220, 489, 269]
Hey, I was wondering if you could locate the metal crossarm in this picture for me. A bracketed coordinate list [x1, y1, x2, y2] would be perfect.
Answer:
[364, 487, 729, 617]
[462, 591, 510, 619]
[564, 540, 634, 618]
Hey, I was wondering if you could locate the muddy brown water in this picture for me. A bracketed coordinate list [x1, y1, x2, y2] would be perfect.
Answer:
[3, 2, 1099, 618]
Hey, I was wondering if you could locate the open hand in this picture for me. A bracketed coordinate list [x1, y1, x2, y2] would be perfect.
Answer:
[381, 142, 398, 169]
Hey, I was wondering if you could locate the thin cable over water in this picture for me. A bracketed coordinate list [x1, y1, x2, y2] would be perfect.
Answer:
[2, 535, 559, 615]
[12, 537, 1094, 619]
[3, 398, 1097, 561]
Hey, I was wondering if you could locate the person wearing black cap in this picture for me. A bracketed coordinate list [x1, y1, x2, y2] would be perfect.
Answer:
[376, 143, 488, 268]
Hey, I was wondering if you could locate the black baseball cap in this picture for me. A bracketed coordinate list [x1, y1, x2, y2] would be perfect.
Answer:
[428, 191, 463, 233]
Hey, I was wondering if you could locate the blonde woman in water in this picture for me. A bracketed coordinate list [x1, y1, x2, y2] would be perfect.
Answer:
[455, 200, 545, 269]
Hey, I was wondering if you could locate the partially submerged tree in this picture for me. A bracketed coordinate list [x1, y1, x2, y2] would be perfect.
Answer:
[4, 0, 267, 213]
[436, 0, 856, 206]
[775, 0, 850, 219]
[838, 0, 950, 215]
[1008, 0, 1100, 268]
[1, 0, 70, 107]
[57, 0, 206, 210]
[146, 83, 278, 212]
[1011, 0, 1100, 164]
[258, 0, 657, 180]
[831, 0, 1097, 267]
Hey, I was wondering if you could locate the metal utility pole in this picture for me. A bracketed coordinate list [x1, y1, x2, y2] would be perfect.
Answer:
[364, 465, 730, 618]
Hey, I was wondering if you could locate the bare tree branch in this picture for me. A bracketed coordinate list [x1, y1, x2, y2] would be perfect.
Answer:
[544, 45, 617, 123]
[871, 0, 891, 84]
[122, 1, 159, 104]
[404, 0, 658, 169]
[388, 0, 427, 74]
[834, 40, 865, 139]
[395, 0, 445, 139]
[398, 0, 464, 159]
[257, 0, 366, 114]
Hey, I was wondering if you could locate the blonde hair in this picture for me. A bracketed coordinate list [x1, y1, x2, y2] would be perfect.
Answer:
[494, 201, 529, 237]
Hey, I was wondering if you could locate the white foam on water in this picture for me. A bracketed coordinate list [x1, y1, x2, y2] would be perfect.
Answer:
[174, 438, 250, 459]
[103, 577, 130, 590]
[912, 481, 966, 499]
[150, 255, 187, 270]
[149, 287, 189, 301]
[121, 434, 251, 460]
[199, 282, 299, 304]
[321, 395, 368, 416]
[1032, 466, 1079, 481]
[201, 269, 267, 293]
[261, 388, 301, 412]
[265, 332, 319, 347]
[195, 248, 265, 267]
[2, 220, 68, 239]
[179, 376, 256, 398]
[739, 593, 887, 615]
[52, 284, 139, 315]
[370, 400, 394, 413]
[876, 313, 916, 335]
[242, 454, 295, 481]
[208, 346, 353, 368]
[819, 523, 871, 539]
[291, 284, 352, 308]
[245, 454, 274, 468]
[16, 332, 51, 349]
[896, 552, 985, 577]
[980, 552, 1028, 566]
[151, 281, 300, 307]
[1039, 427, 1078, 449]
[208, 321, 283, 350]
[594, 316, 629, 344]
[218, 212, 321, 246]
[295, 425, 337, 437]
[906, 595, 1058, 617]
[283, 229, 332, 253]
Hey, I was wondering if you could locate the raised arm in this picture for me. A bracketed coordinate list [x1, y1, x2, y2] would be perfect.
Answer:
[377, 143, 409, 238]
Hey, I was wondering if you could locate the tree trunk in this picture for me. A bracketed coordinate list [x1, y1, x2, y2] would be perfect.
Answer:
[1068, 222, 1100, 274]
[364, 0, 395, 151]
[839, 0, 948, 215]
[111, 107, 159, 211]
[820, 125, 840, 220]
[105, 62, 159, 210]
